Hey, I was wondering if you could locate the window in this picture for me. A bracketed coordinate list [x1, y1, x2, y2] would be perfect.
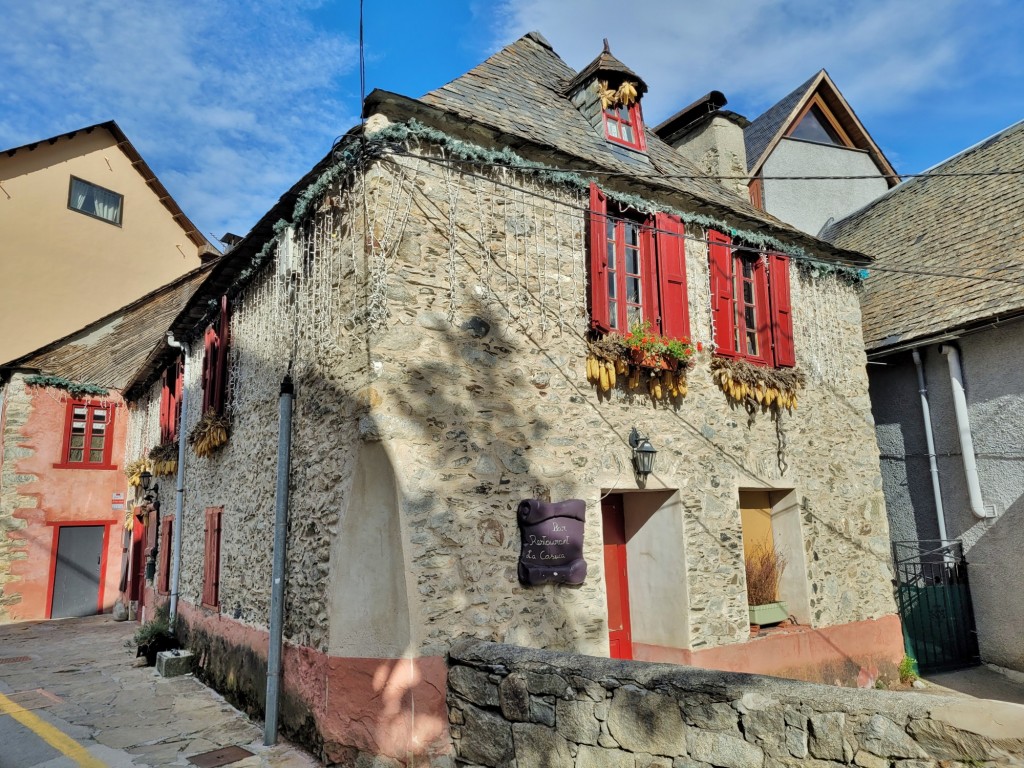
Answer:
[68, 177, 123, 225]
[56, 401, 116, 469]
[588, 185, 688, 339]
[709, 230, 795, 367]
[202, 507, 223, 608]
[159, 358, 184, 443]
[157, 516, 173, 595]
[201, 296, 230, 415]
[603, 102, 646, 151]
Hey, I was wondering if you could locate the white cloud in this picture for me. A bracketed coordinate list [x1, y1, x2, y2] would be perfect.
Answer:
[490, 0, 990, 125]
[0, 1, 361, 241]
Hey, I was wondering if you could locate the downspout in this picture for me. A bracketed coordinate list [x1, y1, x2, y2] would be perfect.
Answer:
[165, 333, 190, 629]
[939, 344, 991, 519]
[264, 374, 294, 746]
[912, 349, 948, 542]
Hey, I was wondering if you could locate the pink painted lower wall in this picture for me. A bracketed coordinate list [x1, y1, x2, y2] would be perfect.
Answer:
[2, 385, 127, 622]
[633, 614, 905, 686]
[176, 601, 451, 764]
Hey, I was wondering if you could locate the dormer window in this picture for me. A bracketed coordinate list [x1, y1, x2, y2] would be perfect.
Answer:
[603, 102, 646, 151]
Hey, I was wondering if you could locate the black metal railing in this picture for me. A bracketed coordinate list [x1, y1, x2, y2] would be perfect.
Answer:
[892, 540, 980, 673]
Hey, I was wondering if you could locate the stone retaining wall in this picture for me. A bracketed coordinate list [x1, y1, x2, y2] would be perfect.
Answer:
[447, 640, 1024, 767]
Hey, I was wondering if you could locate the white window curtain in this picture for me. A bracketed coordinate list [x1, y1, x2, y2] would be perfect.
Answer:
[70, 178, 122, 224]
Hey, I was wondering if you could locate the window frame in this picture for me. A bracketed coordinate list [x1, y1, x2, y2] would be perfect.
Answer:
[201, 295, 230, 416]
[588, 184, 690, 342]
[709, 230, 795, 368]
[202, 506, 223, 609]
[603, 102, 647, 152]
[159, 357, 184, 443]
[54, 400, 117, 470]
[67, 176, 124, 227]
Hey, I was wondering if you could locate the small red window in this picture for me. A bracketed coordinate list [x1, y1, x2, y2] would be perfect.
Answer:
[709, 231, 795, 368]
[201, 295, 230, 416]
[603, 102, 646, 151]
[202, 506, 223, 609]
[588, 184, 689, 341]
[55, 400, 116, 470]
[159, 358, 184, 443]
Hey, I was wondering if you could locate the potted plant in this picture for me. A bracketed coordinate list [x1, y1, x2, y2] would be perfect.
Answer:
[745, 543, 788, 626]
[128, 603, 178, 666]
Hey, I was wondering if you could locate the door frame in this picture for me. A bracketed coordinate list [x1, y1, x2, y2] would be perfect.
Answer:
[45, 520, 114, 619]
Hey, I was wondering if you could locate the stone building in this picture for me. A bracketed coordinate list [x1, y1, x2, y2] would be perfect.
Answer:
[823, 118, 1024, 675]
[120, 33, 901, 765]
[0, 267, 211, 622]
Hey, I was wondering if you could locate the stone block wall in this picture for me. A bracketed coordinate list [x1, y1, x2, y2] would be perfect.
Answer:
[448, 640, 1024, 767]
[0, 377, 33, 621]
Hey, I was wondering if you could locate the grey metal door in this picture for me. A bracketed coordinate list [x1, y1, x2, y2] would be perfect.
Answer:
[51, 525, 104, 618]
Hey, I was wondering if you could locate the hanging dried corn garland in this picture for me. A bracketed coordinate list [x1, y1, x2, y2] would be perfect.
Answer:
[584, 329, 696, 403]
[148, 441, 179, 477]
[124, 458, 150, 487]
[710, 357, 806, 421]
[595, 80, 640, 109]
[188, 410, 231, 458]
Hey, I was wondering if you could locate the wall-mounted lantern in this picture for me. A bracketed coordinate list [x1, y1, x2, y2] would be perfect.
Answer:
[629, 427, 657, 481]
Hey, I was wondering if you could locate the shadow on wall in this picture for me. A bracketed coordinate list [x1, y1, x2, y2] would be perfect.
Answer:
[964, 497, 1024, 673]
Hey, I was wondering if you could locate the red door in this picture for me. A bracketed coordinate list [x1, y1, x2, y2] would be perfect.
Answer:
[602, 495, 632, 659]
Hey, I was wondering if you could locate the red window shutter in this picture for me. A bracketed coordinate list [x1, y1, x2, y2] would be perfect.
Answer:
[203, 507, 222, 607]
[640, 223, 659, 329]
[158, 517, 173, 594]
[159, 369, 171, 443]
[588, 184, 611, 332]
[654, 213, 689, 340]
[214, 295, 230, 414]
[172, 358, 184, 441]
[769, 254, 796, 367]
[201, 326, 216, 414]
[708, 230, 736, 356]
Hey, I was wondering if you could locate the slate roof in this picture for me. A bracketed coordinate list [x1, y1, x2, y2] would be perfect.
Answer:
[2, 264, 214, 390]
[563, 40, 649, 97]
[417, 33, 864, 260]
[744, 72, 819, 174]
[822, 119, 1024, 352]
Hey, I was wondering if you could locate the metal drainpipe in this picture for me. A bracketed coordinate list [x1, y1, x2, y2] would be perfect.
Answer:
[912, 349, 948, 542]
[939, 344, 990, 519]
[264, 374, 294, 746]
[165, 333, 190, 629]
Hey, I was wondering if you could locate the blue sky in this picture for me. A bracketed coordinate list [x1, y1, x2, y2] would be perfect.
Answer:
[3, 1, 1022, 243]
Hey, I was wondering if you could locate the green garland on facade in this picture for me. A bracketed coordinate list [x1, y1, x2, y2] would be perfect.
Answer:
[24, 374, 109, 398]
[189, 118, 865, 333]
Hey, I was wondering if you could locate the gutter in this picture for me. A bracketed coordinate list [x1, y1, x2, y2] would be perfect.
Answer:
[165, 333, 190, 628]
[911, 350, 948, 541]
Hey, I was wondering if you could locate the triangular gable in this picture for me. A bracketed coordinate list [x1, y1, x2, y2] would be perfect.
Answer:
[744, 70, 898, 186]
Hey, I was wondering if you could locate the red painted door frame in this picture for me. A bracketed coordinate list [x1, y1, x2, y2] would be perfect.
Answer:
[602, 494, 633, 659]
[45, 520, 114, 619]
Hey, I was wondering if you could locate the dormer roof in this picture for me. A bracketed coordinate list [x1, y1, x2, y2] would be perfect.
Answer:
[562, 39, 649, 98]
[744, 70, 898, 186]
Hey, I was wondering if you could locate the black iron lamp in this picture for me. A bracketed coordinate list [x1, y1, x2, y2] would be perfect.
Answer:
[629, 427, 657, 481]
[139, 470, 153, 492]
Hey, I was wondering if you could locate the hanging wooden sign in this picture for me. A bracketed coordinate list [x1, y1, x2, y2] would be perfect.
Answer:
[517, 498, 587, 586]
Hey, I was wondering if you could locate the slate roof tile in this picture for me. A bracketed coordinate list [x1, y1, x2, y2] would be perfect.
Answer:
[822, 119, 1024, 351]
[744, 72, 819, 173]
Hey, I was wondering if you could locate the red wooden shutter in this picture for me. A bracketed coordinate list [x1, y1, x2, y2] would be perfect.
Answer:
[654, 213, 689, 340]
[640, 222, 660, 329]
[769, 254, 795, 367]
[708, 230, 736, 356]
[201, 326, 216, 414]
[159, 369, 171, 443]
[203, 507, 222, 607]
[172, 358, 184, 440]
[157, 517, 173, 594]
[588, 184, 611, 332]
[214, 295, 230, 414]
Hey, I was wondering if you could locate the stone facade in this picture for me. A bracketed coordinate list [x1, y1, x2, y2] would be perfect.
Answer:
[0, 378, 34, 621]
[448, 640, 1024, 767]
[124, 131, 899, 760]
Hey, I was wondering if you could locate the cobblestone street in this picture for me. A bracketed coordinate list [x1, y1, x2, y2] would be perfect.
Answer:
[0, 616, 318, 767]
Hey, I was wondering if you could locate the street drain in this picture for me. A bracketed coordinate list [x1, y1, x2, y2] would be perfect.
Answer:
[0, 656, 31, 664]
[187, 745, 255, 767]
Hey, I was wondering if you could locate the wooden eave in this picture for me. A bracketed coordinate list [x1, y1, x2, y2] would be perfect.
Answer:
[747, 71, 899, 186]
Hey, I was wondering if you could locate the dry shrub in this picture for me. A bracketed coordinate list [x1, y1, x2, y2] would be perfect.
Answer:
[745, 543, 786, 606]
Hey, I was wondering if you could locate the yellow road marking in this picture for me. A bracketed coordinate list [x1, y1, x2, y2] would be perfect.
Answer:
[0, 690, 106, 768]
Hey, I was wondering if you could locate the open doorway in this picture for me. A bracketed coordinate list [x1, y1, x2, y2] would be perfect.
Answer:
[739, 489, 809, 626]
[601, 490, 690, 661]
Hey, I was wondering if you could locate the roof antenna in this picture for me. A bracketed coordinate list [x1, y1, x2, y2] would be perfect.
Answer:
[603, 38, 611, 53]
